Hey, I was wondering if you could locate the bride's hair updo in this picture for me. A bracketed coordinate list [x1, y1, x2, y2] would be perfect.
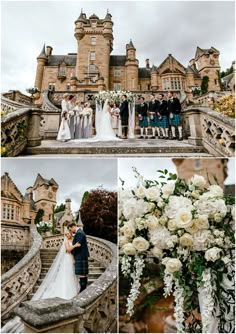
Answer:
[64, 229, 72, 238]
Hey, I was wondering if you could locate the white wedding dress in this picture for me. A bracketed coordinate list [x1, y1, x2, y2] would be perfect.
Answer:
[1, 241, 78, 333]
[70, 99, 121, 142]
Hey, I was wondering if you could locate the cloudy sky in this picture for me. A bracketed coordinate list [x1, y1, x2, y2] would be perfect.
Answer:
[1, 158, 117, 212]
[1, 0, 235, 93]
[118, 158, 235, 187]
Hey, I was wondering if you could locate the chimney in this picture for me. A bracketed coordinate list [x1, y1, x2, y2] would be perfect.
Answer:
[146, 59, 150, 69]
[46, 46, 53, 56]
[26, 187, 33, 200]
[65, 199, 71, 213]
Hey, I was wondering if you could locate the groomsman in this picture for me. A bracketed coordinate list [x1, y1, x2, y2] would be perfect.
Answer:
[137, 97, 148, 139]
[148, 93, 160, 139]
[167, 91, 183, 140]
[157, 94, 169, 139]
[119, 95, 129, 139]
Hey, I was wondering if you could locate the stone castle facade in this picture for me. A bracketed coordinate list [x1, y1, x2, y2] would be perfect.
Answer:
[1, 173, 73, 228]
[34, 11, 221, 104]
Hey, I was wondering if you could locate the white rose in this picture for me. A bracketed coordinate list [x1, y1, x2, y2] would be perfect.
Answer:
[171, 235, 178, 243]
[189, 174, 206, 188]
[168, 219, 177, 231]
[185, 222, 199, 234]
[205, 247, 222, 262]
[149, 226, 172, 249]
[207, 185, 224, 197]
[194, 198, 227, 219]
[165, 258, 182, 273]
[191, 190, 200, 199]
[162, 183, 175, 198]
[159, 215, 168, 225]
[213, 229, 221, 237]
[179, 233, 194, 247]
[165, 196, 193, 219]
[166, 238, 174, 249]
[215, 238, 224, 247]
[193, 215, 209, 229]
[157, 198, 165, 208]
[176, 209, 193, 229]
[192, 230, 209, 251]
[120, 221, 135, 238]
[135, 186, 146, 199]
[162, 257, 171, 266]
[145, 186, 160, 202]
[214, 212, 224, 223]
[119, 235, 129, 246]
[132, 236, 150, 252]
[123, 243, 136, 256]
[147, 215, 159, 230]
[148, 202, 156, 212]
[151, 246, 163, 259]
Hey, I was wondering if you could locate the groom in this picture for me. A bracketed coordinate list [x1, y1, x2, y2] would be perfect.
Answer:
[119, 94, 129, 139]
[68, 221, 89, 292]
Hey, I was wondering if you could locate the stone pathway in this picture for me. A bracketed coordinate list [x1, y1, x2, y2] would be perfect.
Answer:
[24, 139, 212, 157]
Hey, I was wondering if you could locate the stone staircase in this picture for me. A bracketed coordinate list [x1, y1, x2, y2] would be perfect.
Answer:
[25, 139, 212, 157]
[27, 249, 105, 301]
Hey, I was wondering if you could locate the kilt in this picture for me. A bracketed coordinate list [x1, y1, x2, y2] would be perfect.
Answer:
[139, 115, 148, 127]
[157, 115, 169, 128]
[149, 113, 158, 127]
[121, 115, 129, 126]
[75, 258, 89, 275]
[169, 113, 181, 126]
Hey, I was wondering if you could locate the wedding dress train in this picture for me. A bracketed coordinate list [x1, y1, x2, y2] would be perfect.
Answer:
[1, 241, 78, 333]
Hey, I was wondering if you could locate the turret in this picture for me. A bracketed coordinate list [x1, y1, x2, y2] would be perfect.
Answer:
[34, 44, 48, 100]
[125, 40, 139, 90]
[151, 65, 158, 91]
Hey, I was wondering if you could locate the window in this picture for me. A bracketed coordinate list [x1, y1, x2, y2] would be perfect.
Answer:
[171, 77, 181, 90]
[163, 78, 170, 90]
[114, 69, 121, 76]
[91, 37, 96, 45]
[89, 64, 96, 71]
[58, 66, 66, 77]
[90, 52, 96, 61]
[214, 79, 218, 85]
[2, 204, 7, 219]
[2, 204, 15, 220]
[91, 22, 97, 28]
[48, 83, 55, 91]
[147, 84, 150, 90]
[66, 83, 70, 91]
[132, 78, 135, 89]
[114, 83, 121, 91]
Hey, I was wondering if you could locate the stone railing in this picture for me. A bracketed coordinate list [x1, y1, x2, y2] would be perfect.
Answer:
[1, 223, 30, 252]
[1, 106, 43, 157]
[15, 235, 117, 333]
[193, 91, 231, 106]
[1, 226, 42, 320]
[3, 91, 33, 106]
[185, 106, 235, 157]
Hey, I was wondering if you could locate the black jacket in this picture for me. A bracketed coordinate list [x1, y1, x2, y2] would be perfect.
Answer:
[157, 100, 168, 116]
[119, 100, 129, 118]
[148, 99, 159, 113]
[71, 228, 89, 259]
[167, 98, 181, 114]
[137, 102, 148, 117]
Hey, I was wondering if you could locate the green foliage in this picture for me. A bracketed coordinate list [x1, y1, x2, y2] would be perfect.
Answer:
[201, 76, 209, 94]
[217, 70, 224, 91]
[34, 209, 44, 225]
[220, 65, 233, 78]
[54, 203, 66, 213]
[81, 191, 90, 204]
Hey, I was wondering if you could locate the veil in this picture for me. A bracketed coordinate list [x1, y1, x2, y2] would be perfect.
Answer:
[1, 240, 77, 333]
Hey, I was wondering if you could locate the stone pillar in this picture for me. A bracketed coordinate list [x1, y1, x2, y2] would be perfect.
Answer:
[34, 59, 47, 100]
[15, 298, 84, 333]
[27, 109, 43, 147]
[187, 109, 203, 146]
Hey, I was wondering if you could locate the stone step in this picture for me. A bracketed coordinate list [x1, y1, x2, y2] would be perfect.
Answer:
[25, 139, 212, 157]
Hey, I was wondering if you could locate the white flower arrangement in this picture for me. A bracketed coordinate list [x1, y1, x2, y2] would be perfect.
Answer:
[119, 169, 235, 332]
[93, 90, 136, 104]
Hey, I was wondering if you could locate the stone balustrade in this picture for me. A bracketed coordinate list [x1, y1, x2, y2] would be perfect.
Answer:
[15, 234, 118, 333]
[1, 100, 43, 156]
[1, 223, 30, 252]
[1, 226, 42, 320]
[193, 91, 231, 106]
[185, 106, 235, 157]
[3, 91, 33, 106]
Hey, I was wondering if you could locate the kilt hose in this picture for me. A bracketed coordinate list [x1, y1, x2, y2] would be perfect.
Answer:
[169, 113, 181, 126]
[157, 115, 169, 128]
[138, 116, 148, 127]
[75, 258, 89, 275]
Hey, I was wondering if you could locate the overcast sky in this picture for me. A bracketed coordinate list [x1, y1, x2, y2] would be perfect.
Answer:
[1, 0, 235, 93]
[118, 158, 235, 187]
[1, 158, 117, 212]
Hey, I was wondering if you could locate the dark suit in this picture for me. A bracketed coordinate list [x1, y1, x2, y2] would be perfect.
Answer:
[71, 228, 89, 276]
[167, 98, 181, 114]
[119, 100, 129, 126]
[157, 100, 168, 116]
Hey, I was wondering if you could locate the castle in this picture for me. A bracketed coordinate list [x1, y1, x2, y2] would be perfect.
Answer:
[1, 173, 73, 230]
[34, 11, 221, 104]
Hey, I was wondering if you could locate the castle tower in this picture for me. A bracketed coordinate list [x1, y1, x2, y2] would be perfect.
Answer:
[125, 40, 139, 91]
[33, 174, 58, 221]
[194, 47, 220, 91]
[74, 11, 113, 89]
[151, 65, 158, 91]
[34, 44, 48, 100]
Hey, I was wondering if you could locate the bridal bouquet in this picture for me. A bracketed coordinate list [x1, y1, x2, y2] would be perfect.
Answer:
[119, 169, 235, 333]
[93, 90, 136, 104]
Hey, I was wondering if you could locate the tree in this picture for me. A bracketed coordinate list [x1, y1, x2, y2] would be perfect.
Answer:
[217, 70, 224, 91]
[201, 76, 209, 94]
[34, 209, 44, 225]
[78, 188, 117, 244]
[54, 203, 66, 213]
[81, 191, 90, 204]
[220, 66, 233, 78]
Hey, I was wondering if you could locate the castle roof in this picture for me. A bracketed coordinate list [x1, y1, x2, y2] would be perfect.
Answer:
[110, 55, 126, 66]
[195, 46, 220, 60]
[1, 172, 23, 202]
[89, 13, 99, 20]
[37, 44, 47, 59]
[126, 39, 135, 50]
[104, 12, 112, 21]
[33, 173, 58, 189]
[138, 68, 151, 79]
[47, 55, 77, 66]
[157, 54, 186, 74]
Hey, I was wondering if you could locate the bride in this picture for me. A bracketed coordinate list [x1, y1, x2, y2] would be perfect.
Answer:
[1, 231, 80, 333]
[71, 99, 121, 142]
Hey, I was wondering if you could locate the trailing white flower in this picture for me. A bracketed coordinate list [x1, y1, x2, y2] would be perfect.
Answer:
[163, 269, 174, 297]
[121, 255, 132, 277]
[173, 278, 185, 333]
[199, 268, 215, 334]
[126, 255, 145, 316]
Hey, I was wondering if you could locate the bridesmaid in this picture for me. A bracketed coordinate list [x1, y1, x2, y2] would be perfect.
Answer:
[61, 93, 69, 114]
[68, 95, 76, 139]
[81, 102, 93, 138]
[57, 111, 71, 142]
[74, 100, 83, 139]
